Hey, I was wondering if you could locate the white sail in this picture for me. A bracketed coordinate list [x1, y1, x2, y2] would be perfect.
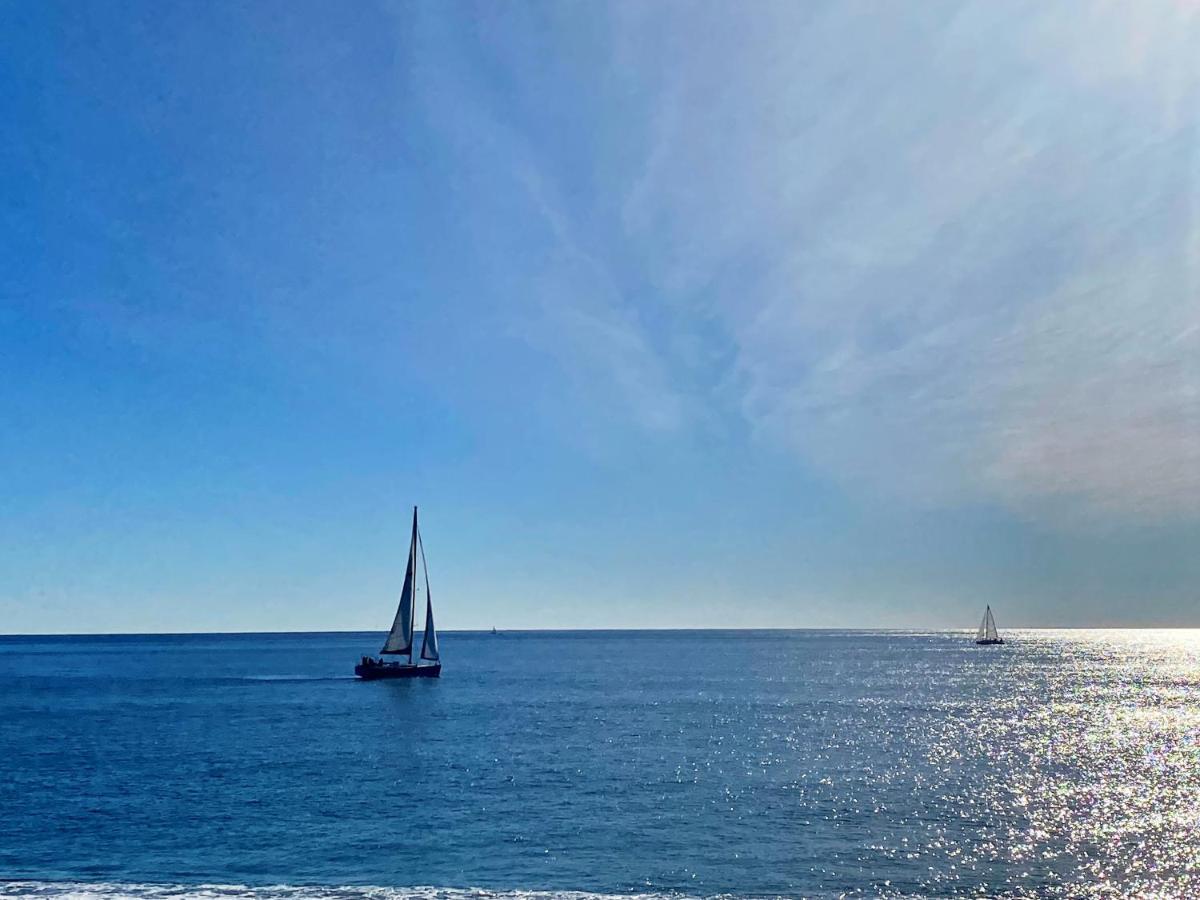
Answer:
[380, 510, 418, 655]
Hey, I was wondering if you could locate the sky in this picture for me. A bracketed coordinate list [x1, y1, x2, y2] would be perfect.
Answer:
[2, 0, 1199, 633]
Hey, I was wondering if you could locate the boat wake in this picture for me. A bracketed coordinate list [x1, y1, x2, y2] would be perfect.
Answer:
[234, 676, 359, 683]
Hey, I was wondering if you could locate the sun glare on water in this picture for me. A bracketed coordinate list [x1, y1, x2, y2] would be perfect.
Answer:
[922, 630, 1200, 896]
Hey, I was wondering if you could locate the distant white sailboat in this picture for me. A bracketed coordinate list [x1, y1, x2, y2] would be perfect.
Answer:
[975, 605, 1004, 646]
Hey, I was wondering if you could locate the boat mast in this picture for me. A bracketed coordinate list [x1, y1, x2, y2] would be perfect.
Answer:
[409, 506, 418, 666]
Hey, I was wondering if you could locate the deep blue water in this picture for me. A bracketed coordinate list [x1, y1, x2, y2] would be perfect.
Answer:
[3, 629, 1200, 899]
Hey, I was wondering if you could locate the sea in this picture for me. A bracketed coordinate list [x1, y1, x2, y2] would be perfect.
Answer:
[2, 629, 1199, 899]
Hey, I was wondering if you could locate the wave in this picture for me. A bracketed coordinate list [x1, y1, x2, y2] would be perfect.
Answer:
[0, 885, 727, 900]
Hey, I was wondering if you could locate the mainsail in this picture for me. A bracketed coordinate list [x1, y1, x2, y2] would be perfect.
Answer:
[977, 605, 999, 642]
[380, 510, 419, 655]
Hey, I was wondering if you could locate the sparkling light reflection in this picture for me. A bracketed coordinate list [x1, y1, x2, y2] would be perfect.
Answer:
[913, 629, 1200, 897]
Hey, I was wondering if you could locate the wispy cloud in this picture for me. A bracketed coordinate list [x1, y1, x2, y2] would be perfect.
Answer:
[404, 0, 1200, 522]
[607, 0, 1200, 522]
[515, 165, 693, 435]
[399, 4, 695, 442]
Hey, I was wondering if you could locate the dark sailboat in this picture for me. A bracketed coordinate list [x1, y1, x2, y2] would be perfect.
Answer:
[975, 604, 1004, 646]
[355, 506, 441, 679]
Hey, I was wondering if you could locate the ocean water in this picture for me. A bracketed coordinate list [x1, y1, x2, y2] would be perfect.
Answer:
[3, 630, 1200, 899]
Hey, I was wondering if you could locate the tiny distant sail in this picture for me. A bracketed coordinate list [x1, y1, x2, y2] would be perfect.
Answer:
[381, 514, 418, 655]
[420, 592, 439, 661]
[976, 605, 1001, 644]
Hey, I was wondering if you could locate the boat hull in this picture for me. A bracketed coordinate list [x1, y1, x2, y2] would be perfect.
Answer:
[355, 660, 441, 679]
[975, 639, 1004, 645]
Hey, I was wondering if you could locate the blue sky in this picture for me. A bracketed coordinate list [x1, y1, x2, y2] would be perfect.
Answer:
[2, 1, 1199, 632]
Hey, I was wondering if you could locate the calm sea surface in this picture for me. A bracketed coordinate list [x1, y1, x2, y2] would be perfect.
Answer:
[3, 630, 1200, 899]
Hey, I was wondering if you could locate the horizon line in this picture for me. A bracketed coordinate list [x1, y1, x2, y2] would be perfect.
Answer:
[4, 625, 1200, 638]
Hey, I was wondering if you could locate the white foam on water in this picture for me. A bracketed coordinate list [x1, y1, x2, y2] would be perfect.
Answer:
[0, 885, 865, 900]
[0, 885, 715, 900]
